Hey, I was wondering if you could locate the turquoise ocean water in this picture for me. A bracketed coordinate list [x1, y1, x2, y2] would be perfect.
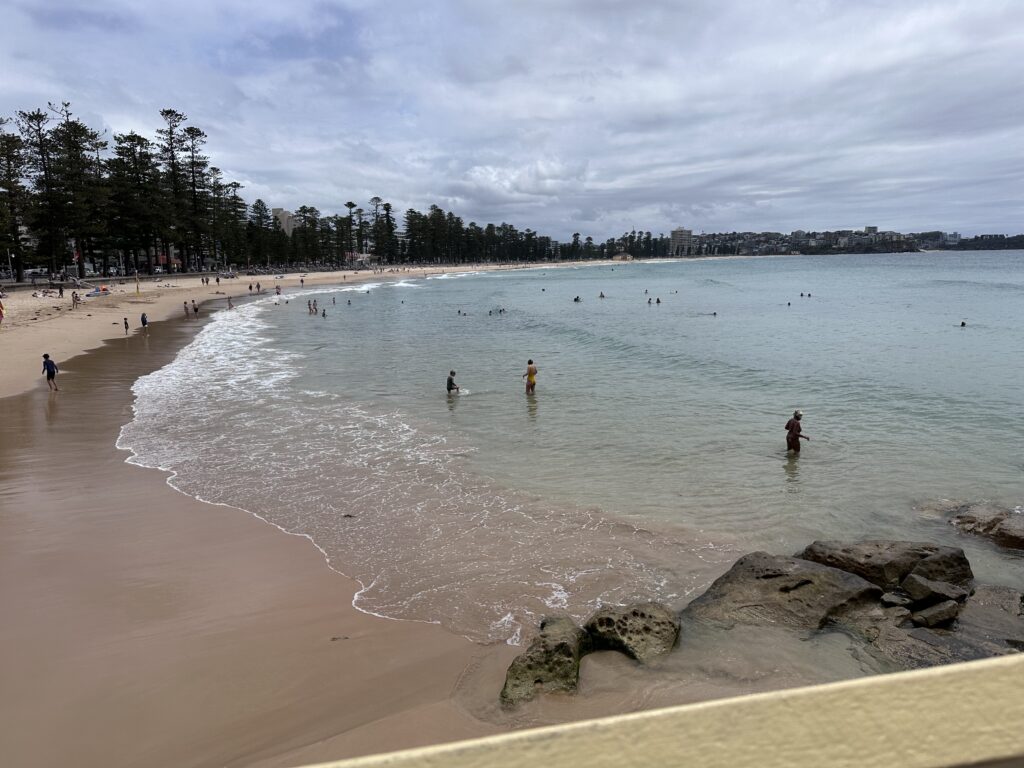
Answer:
[119, 251, 1024, 646]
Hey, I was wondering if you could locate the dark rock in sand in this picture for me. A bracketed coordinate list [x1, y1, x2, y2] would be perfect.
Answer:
[584, 602, 679, 663]
[683, 552, 882, 630]
[900, 573, 969, 607]
[796, 540, 973, 590]
[500, 617, 589, 707]
[911, 600, 960, 628]
[948, 502, 1024, 551]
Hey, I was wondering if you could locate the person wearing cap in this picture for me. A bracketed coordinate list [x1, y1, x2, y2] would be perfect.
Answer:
[785, 409, 810, 453]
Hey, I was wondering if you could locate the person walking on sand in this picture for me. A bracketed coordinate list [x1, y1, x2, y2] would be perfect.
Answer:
[227, 296, 234, 310]
[42, 354, 59, 391]
[0, 298, 5, 329]
[141, 312, 148, 331]
[447, 370, 460, 394]
[522, 359, 538, 394]
[785, 409, 810, 453]
[191, 299, 199, 317]
[123, 317, 129, 335]
[183, 301, 190, 318]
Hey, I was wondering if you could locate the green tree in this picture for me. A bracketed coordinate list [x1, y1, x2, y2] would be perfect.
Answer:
[156, 108, 187, 272]
[0, 123, 29, 280]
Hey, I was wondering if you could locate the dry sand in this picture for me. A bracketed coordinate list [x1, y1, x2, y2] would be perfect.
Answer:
[0, 287, 526, 768]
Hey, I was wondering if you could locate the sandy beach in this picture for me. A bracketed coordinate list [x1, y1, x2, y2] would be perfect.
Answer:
[0, 271, 532, 767]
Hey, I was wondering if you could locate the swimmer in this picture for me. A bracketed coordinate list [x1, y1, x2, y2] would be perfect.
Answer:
[522, 359, 538, 395]
[960, 320, 967, 327]
[599, 292, 605, 298]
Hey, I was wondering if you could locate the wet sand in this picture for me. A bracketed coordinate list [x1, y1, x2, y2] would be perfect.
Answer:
[0, 312, 518, 768]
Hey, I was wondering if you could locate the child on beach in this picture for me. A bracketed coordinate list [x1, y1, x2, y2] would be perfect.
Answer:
[42, 354, 59, 390]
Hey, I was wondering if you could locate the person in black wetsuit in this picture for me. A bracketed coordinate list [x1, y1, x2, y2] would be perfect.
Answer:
[446, 370, 459, 394]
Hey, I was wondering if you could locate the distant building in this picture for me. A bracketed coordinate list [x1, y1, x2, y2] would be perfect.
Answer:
[943, 232, 961, 246]
[864, 226, 878, 234]
[669, 227, 693, 257]
[272, 208, 295, 237]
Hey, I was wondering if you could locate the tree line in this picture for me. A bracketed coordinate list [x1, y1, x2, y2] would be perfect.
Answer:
[0, 103, 674, 281]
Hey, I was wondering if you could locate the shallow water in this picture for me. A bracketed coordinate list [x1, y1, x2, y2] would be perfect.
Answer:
[118, 252, 1024, 651]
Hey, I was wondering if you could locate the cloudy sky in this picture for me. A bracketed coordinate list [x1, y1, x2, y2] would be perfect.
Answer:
[2, 0, 1023, 239]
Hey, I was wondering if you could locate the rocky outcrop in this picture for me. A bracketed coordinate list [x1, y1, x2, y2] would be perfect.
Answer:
[500, 617, 589, 707]
[584, 602, 679, 663]
[500, 539, 1023, 705]
[502, 601, 679, 706]
[796, 540, 974, 589]
[684, 551, 882, 630]
[684, 539, 1021, 671]
[947, 502, 1024, 550]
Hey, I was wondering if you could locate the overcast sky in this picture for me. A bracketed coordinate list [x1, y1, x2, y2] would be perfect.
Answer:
[2, 0, 1023, 239]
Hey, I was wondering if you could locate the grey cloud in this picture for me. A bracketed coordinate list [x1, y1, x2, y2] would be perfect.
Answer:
[1, 0, 1023, 239]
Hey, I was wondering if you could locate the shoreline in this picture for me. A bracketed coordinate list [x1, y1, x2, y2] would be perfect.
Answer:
[0, 302, 523, 767]
[0, 261, 620, 398]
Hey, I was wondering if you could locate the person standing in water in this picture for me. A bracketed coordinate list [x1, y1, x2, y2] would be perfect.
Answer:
[522, 359, 538, 394]
[42, 354, 59, 391]
[447, 370, 460, 394]
[141, 312, 148, 332]
[785, 409, 810, 453]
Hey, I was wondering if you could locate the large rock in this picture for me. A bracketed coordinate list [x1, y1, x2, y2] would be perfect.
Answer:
[584, 602, 679, 663]
[911, 600, 960, 628]
[683, 552, 882, 630]
[900, 573, 969, 607]
[796, 540, 973, 590]
[500, 617, 589, 707]
[949, 503, 1024, 550]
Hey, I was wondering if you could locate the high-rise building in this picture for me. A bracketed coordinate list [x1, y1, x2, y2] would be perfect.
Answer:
[272, 208, 295, 237]
[670, 227, 693, 257]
